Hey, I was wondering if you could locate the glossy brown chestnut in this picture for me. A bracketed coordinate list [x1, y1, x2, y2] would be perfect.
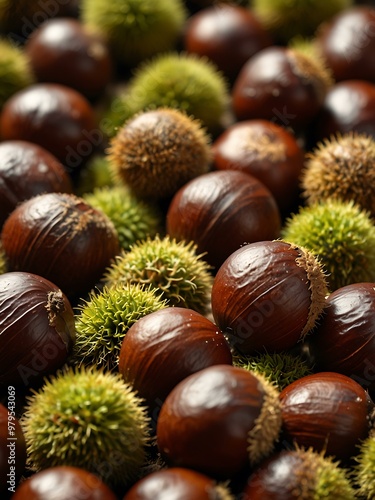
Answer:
[212, 119, 305, 213]
[308, 283, 375, 393]
[156, 364, 281, 479]
[211, 240, 327, 355]
[0, 403, 26, 493]
[310, 79, 375, 142]
[123, 467, 226, 500]
[183, 4, 272, 81]
[316, 6, 375, 83]
[0, 140, 72, 228]
[166, 170, 281, 270]
[25, 18, 113, 99]
[12, 466, 117, 499]
[1, 193, 120, 300]
[279, 372, 373, 461]
[232, 46, 329, 130]
[0, 272, 75, 387]
[0, 83, 98, 172]
[119, 307, 232, 422]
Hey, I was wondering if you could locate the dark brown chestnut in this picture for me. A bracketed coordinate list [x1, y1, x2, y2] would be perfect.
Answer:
[0, 402, 26, 494]
[0, 272, 75, 388]
[0, 140, 73, 228]
[0, 83, 98, 172]
[183, 4, 272, 81]
[123, 467, 230, 500]
[119, 307, 232, 423]
[316, 6, 375, 83]
[166, 170, 281, 270]
[212, 119, 305, 213]
[211, 240, 328, 355]
[308, 283, 375, 393]
[12, 466, 117, 499]
[25, 18, 113, 99]
[156, 364, 282, 479]
[279, 372, 373, 461]
[310, 79, 375, 142]
[1, 193, 120, 300]
[232, 46, 331, 131]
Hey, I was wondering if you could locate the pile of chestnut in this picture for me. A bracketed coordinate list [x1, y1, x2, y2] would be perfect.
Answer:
[1, 0, 375, 498]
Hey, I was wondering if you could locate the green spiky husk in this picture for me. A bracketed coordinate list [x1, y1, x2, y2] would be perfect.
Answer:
[282, 199, 375, 292]
[353, 433, 375, 499]
[102, 52, 229, 137]
[0, 241, 7, 275]
[104, 235, 213, 315]
[21, 366, 151, 487]
[83, 186, 163, 251]
[75, 155, 114, 196]
[81, 0, 187, 66]
[233, 351, 313, 391]
[73, 283, 167, 370]
[301, 133, 375, 216]
[0, 39, 34, 108]
[252, 0, 353, 43]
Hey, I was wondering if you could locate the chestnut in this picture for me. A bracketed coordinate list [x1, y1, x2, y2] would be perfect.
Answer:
[0, 272, 75, 388]
[316, 6, 375, 83]
[279, 372, 373, 461]
[231, 46, 331, 131]
[310, 79, 375, 142]
[12, 466, 117, 499]
[212, 119, 305, 213]
[210, 240, 328, 355]
[25, 18, 113, 99]
[0, 83, 98, 172]
[308, 283, 375, 393]
[156, 364, 282, 479]
[1, 193, 120, 300]
[123, 467, 230, 500]
[183, 4, 272, 81]
[0, 403, 26, 493]
[166, 170, 281, 270]
[0, 140, 73, 228]
[118, 307, 232, 423]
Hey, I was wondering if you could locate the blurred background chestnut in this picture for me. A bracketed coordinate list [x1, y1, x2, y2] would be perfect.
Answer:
[0, 140, 72, 229]
[25, 18, 113, 100]
[183, 3, 272, 82]
[0, 83, 98, 174]
[166, 170, 281, 270]
[212, 119, 304, 214]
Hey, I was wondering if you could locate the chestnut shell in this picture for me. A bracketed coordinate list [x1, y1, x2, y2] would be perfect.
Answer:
[1, 193, 120, 300]
[309, 283, 375, 393]
[119, 307, 232, 422]
[0, 272, 75, 387]
[279, 371, 373, 461]
[166, 170, 281, 270]
[156, 364, 268, 479]
[0, 140, 72, 228]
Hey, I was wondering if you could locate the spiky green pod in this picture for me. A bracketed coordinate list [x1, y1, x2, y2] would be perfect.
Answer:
[21, 366, 151, 487]
[73, 283, 167, 370]
[75, 155, 114, 196]
[81, 0, 187, 67]
[104, 235, 213, 315]
[252, 0, 353, 44]
[282, 199, 375, 292]
[354, 432, 375, 499]
[233, 351, 313, 391]
[83, 186, 163, 251]
[301, 133, 375, 217]
[103, 52, 229, 137]
[0, 39, 34, 108]
[0, 241, 7, 275]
